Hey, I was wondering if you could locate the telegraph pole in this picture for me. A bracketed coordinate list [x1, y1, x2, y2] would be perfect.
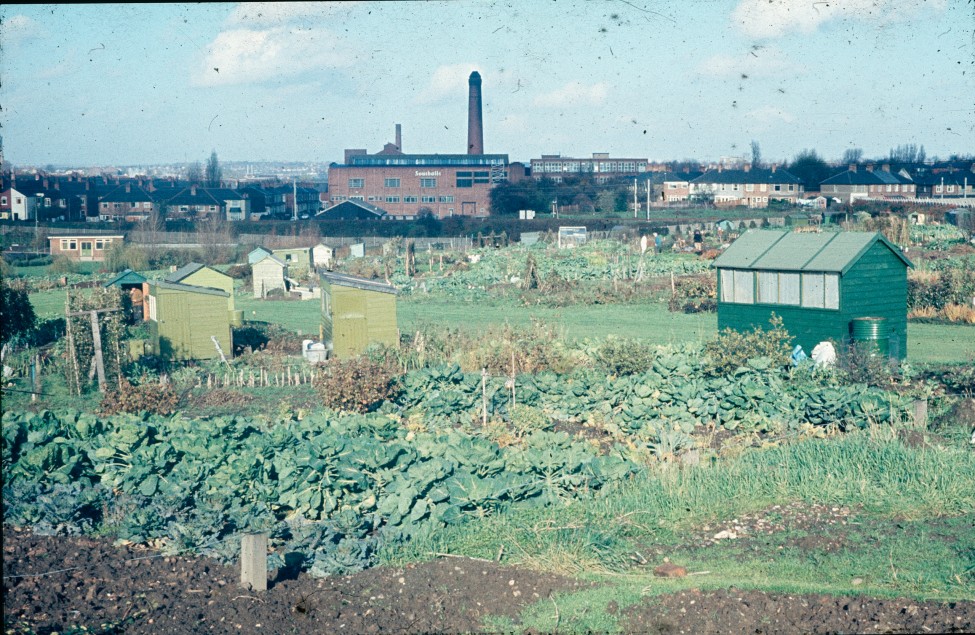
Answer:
[633, 179, 638, 218]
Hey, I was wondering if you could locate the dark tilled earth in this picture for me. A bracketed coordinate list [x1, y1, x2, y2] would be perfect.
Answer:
[4, 525, 974, 635]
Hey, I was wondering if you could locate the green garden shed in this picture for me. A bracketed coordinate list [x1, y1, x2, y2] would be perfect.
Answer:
[713, 230, 913, 359]
[320, 272, 398, 359]
[144, 280, 233, 361]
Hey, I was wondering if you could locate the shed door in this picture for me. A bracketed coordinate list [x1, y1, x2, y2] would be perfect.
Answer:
[334, 316, 367, 358]
[80, 241, 93, 260]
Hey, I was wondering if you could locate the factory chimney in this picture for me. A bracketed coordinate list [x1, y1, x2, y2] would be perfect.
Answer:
[467, 71, 484, 155]
[395, 124, 402, 152]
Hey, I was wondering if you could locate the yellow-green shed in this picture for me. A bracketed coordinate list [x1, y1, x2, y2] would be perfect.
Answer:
[321, 272, 398, 358]
[166, 262, 235, 311]
[145, 280, 233, 361]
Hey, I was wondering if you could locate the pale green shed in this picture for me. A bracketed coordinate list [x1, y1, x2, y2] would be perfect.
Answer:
[320, 272, 398, 359]
[145, 280, 233, 361]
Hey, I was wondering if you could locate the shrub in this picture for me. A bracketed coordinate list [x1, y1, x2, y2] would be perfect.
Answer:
[99, 376, 180, 416]
[49, 256, 79, 275]
[704, 315, 793, 376]
[668, 274, 717, 314]
[591, 336, 657, 376]
[835, 342, 896, 388]
[318, 356, 400, 413]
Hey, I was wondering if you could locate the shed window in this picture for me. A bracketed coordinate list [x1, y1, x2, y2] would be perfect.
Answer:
[720, 269, 754, 304]
[801, 273, 840, 310]
[758, 272, 801, 305]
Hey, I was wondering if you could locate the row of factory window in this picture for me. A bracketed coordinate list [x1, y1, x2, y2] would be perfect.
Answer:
[331, 195, 455, 204]
[347, 173, 491, 190]
[534, 162, 641, 173]
[719, 269, 840, 310]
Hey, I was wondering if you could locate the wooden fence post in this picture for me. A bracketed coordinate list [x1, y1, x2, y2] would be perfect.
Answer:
[913, 399, 928, 429]
[240, 533, 268, 592]
[89, 310, 106, 392]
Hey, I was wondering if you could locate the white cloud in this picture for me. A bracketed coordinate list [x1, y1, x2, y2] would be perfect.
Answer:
[732, 0, 948, 39]
[0, 14, 43, 45]
[415, 64, 481, 104]
[192, 26, 355, 87]
[747, 105, 795, 124]
[226, 2, 359, 26]
[532, 81, 609, 108]
[696, 47, 792, 78]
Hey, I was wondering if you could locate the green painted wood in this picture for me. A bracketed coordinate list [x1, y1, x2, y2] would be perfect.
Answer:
[717, 234, 909, 359]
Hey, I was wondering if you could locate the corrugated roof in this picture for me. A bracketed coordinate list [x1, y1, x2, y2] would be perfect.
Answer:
[321, 272, 399, 295]
[713, 230, 912, 273]
[148, 280, 229, 297]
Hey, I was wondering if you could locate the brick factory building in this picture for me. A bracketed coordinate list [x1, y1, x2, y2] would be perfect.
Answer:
[324, 71, 522, 219]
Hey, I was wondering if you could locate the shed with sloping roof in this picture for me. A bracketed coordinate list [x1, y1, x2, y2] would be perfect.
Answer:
[252, 253, 288, 298]
[713, 229, 913, 359]
[320, 272, 398, 358]
[143, 280, 233, 360]
[165, 262, 235, 311]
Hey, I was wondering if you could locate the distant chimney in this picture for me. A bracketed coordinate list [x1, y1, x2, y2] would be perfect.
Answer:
[866, 164, 874, 173]
[771, 164, 777, 174]
[125, 183, 131, 193]
[882, 164, 890, 172]
[395, 124, 402, 151]
[743, 163, 751, 173]
[43, 178, 49, 188]
[850, 164, 857, 173]
[35, 174, 40, 181]
[467, 71, 484, 155]
[191, 185, 197, 196]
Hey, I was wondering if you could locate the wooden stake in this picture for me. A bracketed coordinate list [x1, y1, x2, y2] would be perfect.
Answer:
[240, 533, 268, 592]
[481, 368, 488, 425]
[89, 310, 106, 392]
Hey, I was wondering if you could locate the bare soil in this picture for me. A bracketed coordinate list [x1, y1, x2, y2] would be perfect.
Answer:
[4, 523, 973, 635]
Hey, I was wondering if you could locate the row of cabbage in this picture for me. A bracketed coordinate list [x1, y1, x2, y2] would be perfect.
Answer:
[2, 409, 636, 577]
[394, 352, 913, 436]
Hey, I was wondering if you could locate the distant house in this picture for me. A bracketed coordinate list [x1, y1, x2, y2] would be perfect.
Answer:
[320, 272, 399, 358]
[1, 186, 39, 221]
[143, 280, 233, 361]
[691, 166, 803, 208]
[657, 171, 702, 204]
[98, 183, 155, 222]
[252, 253, 288, 298]
[48, 234, 124, 262]
[165, 262, 235, 311]
[819, 165, 916, 204]
[713, 229, 913, 359]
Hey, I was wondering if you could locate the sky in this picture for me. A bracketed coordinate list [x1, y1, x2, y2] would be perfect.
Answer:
[1, 1, 973, 168]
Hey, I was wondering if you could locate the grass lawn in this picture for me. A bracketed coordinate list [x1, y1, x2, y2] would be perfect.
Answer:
[31, 287, 973, 365]
[399, 297, 716, 347]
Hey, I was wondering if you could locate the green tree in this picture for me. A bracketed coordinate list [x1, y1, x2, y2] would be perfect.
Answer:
[750, 140, 762, 167]
[205, 150, 222, 187]
[1, 284, 36, 345]
[788, 149, 832, 190]
[186, 161, 203, 184]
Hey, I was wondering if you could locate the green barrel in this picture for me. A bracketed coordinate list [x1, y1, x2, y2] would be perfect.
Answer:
[851, 317, 889, 357]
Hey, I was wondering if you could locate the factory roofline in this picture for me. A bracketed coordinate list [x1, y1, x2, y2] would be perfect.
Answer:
[337, 153, 508, 168]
